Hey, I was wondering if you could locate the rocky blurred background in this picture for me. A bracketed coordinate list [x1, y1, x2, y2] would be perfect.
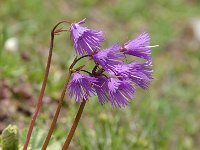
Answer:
[0, 0, 200, 149]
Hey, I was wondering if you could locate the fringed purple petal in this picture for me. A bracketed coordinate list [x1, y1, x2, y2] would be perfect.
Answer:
[128, 62, 153, 89]
[93, 76, 109, 105]
[112, 62, 153, 89]
[68, 72, 97, 102]
[70, 20, 104, 55]
[93, 43, 123, 72]
[123, 32, 151, 61]
[108, 78, 135, 108]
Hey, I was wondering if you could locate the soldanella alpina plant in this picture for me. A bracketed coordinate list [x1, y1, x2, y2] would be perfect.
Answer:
[23, 18, 158, 150]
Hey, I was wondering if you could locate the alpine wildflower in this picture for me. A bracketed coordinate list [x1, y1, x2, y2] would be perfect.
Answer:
[70, 19, 104, 55]
[108, 78, 135, 108]
[25, 19, 158, 150]
[68, 20, 157, 108]
[68, 72, 97, 102]
[113, 62, 153, 89]
[93, 43, 123, 72]
[121, 32, 152, 61]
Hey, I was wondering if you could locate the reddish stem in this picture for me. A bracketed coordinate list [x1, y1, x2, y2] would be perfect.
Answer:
[41, 70, 72, 150]
[41, 55, 90, 149]
[62, 101, 86, 150]
[23, 21, 69, 150]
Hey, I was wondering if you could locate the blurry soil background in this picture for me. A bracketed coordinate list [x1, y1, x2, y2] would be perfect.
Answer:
[1, 0, 200, 149]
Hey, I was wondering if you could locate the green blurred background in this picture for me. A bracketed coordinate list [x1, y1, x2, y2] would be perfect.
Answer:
[1, 0, 200, 149]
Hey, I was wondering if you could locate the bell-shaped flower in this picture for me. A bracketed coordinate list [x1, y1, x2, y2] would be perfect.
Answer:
[70, 19, 104, 55]
[122, 32, 152, 61]
[113, 62, 153, 89]
[108, 78, 135, 108]
[93, 43, 123, 72]
[68, 72, 97, 102]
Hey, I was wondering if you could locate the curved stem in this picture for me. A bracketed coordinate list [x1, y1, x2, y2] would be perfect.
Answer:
[41, 70, 72, 150]
[73, 55, 91, 65]
[62, 101, 86, 150]
[80, 70, 92, 75]
[23, 21, 68, 150]
[41, 55, 90, 149]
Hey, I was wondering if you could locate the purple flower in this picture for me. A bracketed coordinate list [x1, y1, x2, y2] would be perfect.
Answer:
[93, 43, 123, 71]
[68, 72, 97, 102]
[113, 62, 153, 89]
[93, 76, 109, 105]
[67, 20, 155, 108]
[122, 32, 151, 61]
[108, 78, 135, 108]
[70, 19, 104, 55]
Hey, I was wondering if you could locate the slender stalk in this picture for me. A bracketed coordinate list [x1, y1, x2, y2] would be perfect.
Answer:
[23, 21, 69, 150]
[41, 55, 90, 149]
[80, 69, 92, 75]
[41, 70, 72, 150]
[74, 54, 91, 63]
[62, 101, 86, 150]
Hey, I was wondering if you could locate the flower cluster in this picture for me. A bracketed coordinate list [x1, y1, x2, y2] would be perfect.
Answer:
[68, 19, 156, 108]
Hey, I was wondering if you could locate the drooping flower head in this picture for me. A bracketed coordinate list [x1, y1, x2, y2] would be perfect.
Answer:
[113, 62, 153, 89]
[128, 62, 153, 89]
[68, 19, 156, 108]
[122, 32, 152, 61]
[108, 78, 135, 108]
[70, 19, 104, 55]
[93, 43, 123, 72]
[68, 72, 97, 102]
